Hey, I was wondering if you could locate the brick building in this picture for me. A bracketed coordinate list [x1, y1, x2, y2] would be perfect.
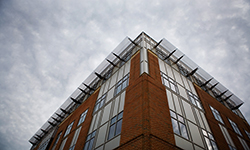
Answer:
[29, 32, 250, 150]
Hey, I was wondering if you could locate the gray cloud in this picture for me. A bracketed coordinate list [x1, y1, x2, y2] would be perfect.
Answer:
[0, 0, 250, 149]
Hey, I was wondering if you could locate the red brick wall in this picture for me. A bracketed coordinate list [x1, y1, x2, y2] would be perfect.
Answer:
[48, 89, 99, 150]
[117, 50, 178, 150]
[194, 84, 250, 150]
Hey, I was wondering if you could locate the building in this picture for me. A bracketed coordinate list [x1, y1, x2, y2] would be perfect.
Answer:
[29, 32, 250, 150]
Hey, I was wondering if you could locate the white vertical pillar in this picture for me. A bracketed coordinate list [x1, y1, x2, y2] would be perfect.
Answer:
[140, 33, 149, 75]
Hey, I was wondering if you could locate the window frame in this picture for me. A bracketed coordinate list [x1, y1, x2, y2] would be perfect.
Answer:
[114, 74, 129, 96]
[161, 72, 179, 94]
[83, 130, 96, 150]
[107, 111, 123, 140]
[187, 91, 203, 110]
[228, 119, 242, 136]
[64, 121, 74, 137]
[202, 129, 219, 150]
[77, 109, 88, 126]
[170, 110, 189, 140]
[94, 94, 106, 113]
[210, 106, 224, 124]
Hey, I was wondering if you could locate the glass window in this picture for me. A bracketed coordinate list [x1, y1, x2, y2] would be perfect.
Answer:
[94, 94, 106, 113]
[161, 72, 178, 94]
[228, 119, 242, 136]
[58, 137, 67, 150]
[210, 106, 224, 124]
[114, 74, 129, 96]
[68, 145, 75, 150]
[77, 109, 88, 126]
[202, 129, 218, 150]
[108, 111, 123, 140]
[245, 130, 250, 139]
[83, 130, 96, 150]
[219, 124, 236, 150]
[187, 91, 203, 110]
[64, 121, 74, 137]
[170, 110, 189, 140]
[238, 136, 250, 150]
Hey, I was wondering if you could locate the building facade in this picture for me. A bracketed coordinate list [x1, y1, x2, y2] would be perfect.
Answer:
[29, 32, 250, 150]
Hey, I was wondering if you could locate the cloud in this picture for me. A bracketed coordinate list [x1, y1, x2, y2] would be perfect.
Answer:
[0, 0, 250, 149]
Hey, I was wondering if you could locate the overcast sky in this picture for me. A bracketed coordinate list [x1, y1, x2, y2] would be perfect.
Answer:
[0, 0, 250, 149]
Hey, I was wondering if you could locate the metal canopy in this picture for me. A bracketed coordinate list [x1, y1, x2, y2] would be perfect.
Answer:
[29, 37, 132, 144]
[159, 38, 244, 107]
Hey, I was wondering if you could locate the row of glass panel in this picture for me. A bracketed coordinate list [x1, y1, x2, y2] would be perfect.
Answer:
[159, 64, 218, 149]
[86, 90, 126, 150]
[157, 48, 244, 118]
[83, 60, 130, 150]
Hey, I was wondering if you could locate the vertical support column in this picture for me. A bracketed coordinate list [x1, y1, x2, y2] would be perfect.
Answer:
[140, 33, 149, 75]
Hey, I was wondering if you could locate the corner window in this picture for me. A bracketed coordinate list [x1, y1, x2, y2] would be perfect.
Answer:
[210, 106, 224, 124]
[245, 130, 250, 139]
[64, 121, 74, 137]
[108, 111, 123, 140]
[77, 109, 88, 126]
[228, 119, 242, 136]
[170, 110, 189, 140]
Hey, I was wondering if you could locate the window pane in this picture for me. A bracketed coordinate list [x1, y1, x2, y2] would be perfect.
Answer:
[108, 124, 116, 140]
[118, 112, 123, 120]
[208, 133, 214, 140]
[91, 131, 96, 138]
[202, 129, 207, 136]
[83, 141, 89, 150]
[99, 99, 104, 108]
[180, 123, 189, 139]
[111, 117, 117, 125]
[94, 103, 99, 112]
[86, 134, 91, 141]
[171, 118, 180, 135]
[177, 115, 184, 123]
[88, 138, 94, 150]
[211, 141, 218, 150]
[116, 85, 121, 94]
[170, 111, 177, 119]
[170, 82, 176, 92]
[190, 97, 196, 105]
[196, 100, 203, 109]
[205, 137, 212, 150]
[115, 119, 123, 136]
[163, 78, 169, 88]
[122, 81, 127, 90]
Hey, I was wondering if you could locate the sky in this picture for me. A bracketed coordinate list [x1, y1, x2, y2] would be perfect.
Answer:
[0, 0, 250, 149]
